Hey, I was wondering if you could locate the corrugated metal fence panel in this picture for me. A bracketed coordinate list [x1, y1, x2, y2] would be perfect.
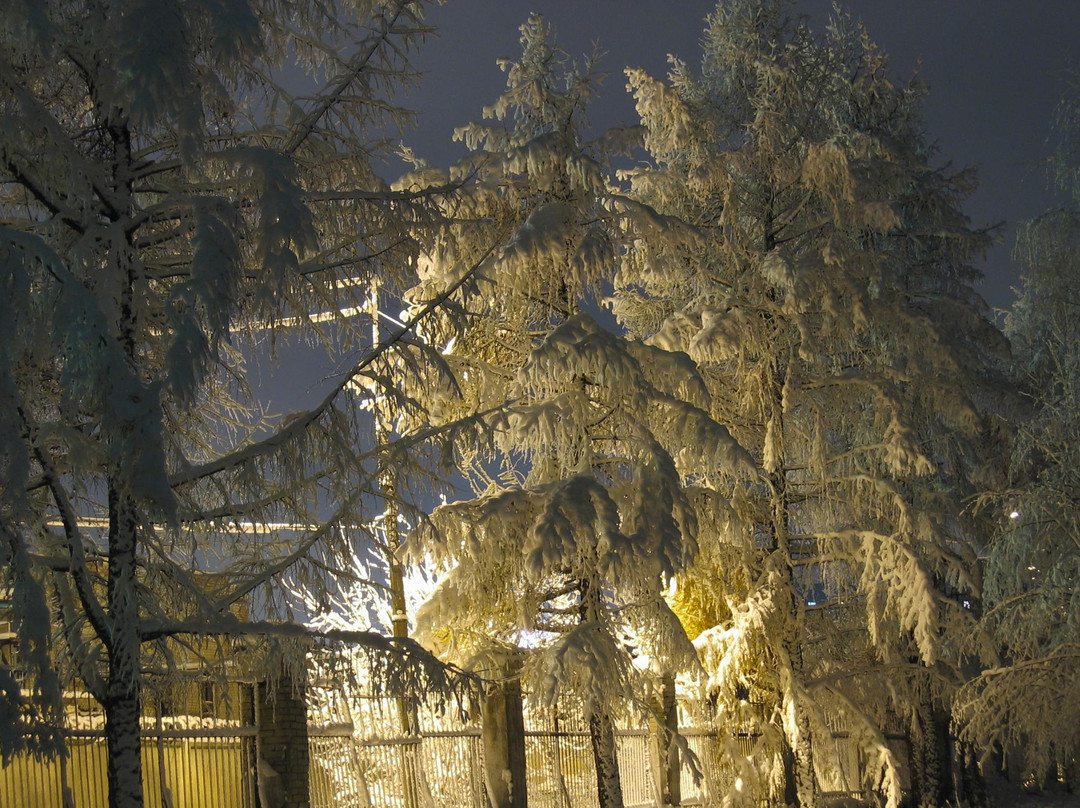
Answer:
[142, 730, 256, 808]
[0, 730, 256, 808]
[0, 744, 66, 808]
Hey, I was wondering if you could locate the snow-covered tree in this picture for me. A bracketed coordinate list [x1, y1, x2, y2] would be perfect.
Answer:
[956, 87, 1080, 787]
[612, 3, 1001, 805]
[0, 2, 474, 806]
[397, 16, 753, 808]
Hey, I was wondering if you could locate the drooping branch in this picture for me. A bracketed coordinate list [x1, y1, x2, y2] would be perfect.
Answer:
[17, 405, 113, 651]
[208, 494, 361, 614]
[135, 617, 479, 701]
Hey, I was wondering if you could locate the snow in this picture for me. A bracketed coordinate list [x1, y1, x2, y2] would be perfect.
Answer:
[4, 2, 1078, 805]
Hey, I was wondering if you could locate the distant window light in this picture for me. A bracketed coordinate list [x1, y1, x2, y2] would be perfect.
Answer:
[962, 600, 971, 609]
[1009, 510, 1021, 520]
[806, 600, 817, 606]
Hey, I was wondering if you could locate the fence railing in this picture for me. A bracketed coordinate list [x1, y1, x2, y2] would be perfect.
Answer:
[307, 723, 735, 808]
[309, 725, 488, 808]
[5, 687, 907, 808]
[3, 720, 906, 808]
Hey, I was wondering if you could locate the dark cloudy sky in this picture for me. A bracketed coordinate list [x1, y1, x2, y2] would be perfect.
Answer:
[398, 0, 1080, 312]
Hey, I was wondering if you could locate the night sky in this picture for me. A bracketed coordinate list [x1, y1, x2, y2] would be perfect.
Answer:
[398, 0, 1080, 312]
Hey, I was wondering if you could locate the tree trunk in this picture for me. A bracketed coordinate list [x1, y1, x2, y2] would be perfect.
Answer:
[779, 682, 816, 808]
[952, 738, 989, 808]
[372, 280, 425, 808]
[649, 674, 680, 807]
[768, 364, 816, 808]
[790, 709, 816, 808]
[104, 685, 144, 808]
[763, 353, 818, 808]
[107, 486, 144, 808]
[590, 709, 624, 808]
[912, 696, 960, 808]
[576, 576, 623, 808]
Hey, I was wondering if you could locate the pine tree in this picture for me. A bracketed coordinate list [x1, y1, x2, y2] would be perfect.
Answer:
[0, 2, 472, 805]
[398, 16, 753, 808]
[613, 3, 1000, 805]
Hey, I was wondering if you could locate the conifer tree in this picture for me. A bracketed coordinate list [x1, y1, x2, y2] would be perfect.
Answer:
[399, 16, 753, 808]
[612, 3, 1000, 805]
[0, 2, 472, 805]
[956, 87, 1080, 787]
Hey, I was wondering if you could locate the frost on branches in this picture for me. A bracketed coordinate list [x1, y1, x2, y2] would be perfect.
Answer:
[0, 2, 474, 806]
[397, 15, 753, 808]
[611, 2, 1002, 806]
[957, 89, 1080, 786]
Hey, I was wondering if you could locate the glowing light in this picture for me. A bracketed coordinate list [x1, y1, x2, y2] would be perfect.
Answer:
[1009, 510, 1021, 519]
[735, 777, 744, 792]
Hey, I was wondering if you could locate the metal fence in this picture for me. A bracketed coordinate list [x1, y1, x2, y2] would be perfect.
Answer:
[1, 679, 257, 808]
[3, 685, 904, 808]
[308, 726, 487, 808]
[305, 683, 741, 808]
[306, 723, 734, 808]
[0, 728, 257, 808]
[4, 719, 899, 808]
[3, 722, 718, 808]
[524, 727, 600, 808]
